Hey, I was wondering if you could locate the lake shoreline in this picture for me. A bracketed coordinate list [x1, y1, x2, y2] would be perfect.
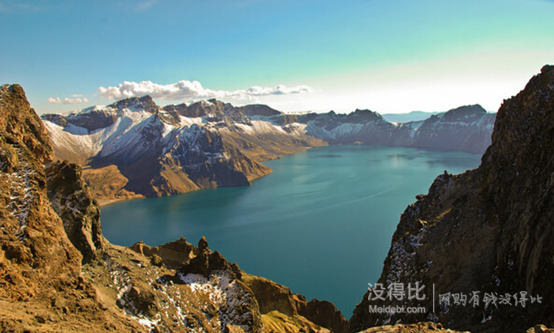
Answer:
[101, 145, 482, 315]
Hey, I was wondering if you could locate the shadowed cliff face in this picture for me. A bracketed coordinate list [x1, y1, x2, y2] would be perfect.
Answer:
[349, 66, 554, 332]
[480, 65, 554, 327]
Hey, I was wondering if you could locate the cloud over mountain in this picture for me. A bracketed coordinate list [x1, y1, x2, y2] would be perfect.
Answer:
[48, 95, 89, 104]
[97, 80, 313, 101]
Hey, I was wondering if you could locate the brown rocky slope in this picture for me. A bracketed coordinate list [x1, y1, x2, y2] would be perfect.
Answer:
[1, 83, 347, 332]
[349, 65, 554, 332]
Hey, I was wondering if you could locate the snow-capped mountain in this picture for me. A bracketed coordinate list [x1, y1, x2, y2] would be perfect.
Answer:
[402, 104, 495, 152]
[235, 104, 494, 152]
[41, 97, 494, 202]
[41, 97, 321, 202]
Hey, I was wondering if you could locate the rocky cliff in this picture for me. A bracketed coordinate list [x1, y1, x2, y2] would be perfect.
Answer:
[1, 84, 347, 332]
[349, 66, 554, 332]
[0, 84, 144, 332]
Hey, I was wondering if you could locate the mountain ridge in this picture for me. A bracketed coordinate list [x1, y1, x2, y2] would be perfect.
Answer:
[41, 98, 495, 204]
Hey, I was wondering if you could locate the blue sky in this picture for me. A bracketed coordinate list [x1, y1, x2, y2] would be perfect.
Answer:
[1, 0, 553, 114]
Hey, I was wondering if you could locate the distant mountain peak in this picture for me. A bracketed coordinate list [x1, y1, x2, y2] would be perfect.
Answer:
[352, 109, 385, 121]
[441, 104, 488, 123]
[239, 104, 282, 117]
[109, 95, 158, 113]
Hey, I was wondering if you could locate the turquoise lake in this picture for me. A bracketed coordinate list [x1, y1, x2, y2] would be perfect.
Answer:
[101, 145, 482, 316]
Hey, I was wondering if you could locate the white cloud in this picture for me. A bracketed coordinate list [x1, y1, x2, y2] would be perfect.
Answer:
[97, 80, 313, 101]
[48, 96, 89, 104]
[245, 85, 313, 96]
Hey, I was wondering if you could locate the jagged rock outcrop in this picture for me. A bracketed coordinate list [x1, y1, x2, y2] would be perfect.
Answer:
[159, 237, 348, 333]
[241, 272, 348, 333]
[0, 85, 52, 162]
[1, 84, 78, 302]
[45, 160, 105, 263]
[130, 237, 196, 269]
[2, 83, 345, 332]
[125, 236, 348, 333]
[349, 65, 554, 332]
[179, 236, 243, 279]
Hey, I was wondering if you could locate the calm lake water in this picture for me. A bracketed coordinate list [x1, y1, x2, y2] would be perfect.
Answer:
[101, 145, 481, 316]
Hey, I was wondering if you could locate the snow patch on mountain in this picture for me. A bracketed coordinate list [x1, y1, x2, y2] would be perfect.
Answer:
[43, 121, 100, 158]
[70, 104, 109, 116]
[179, 115, 205, 127]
